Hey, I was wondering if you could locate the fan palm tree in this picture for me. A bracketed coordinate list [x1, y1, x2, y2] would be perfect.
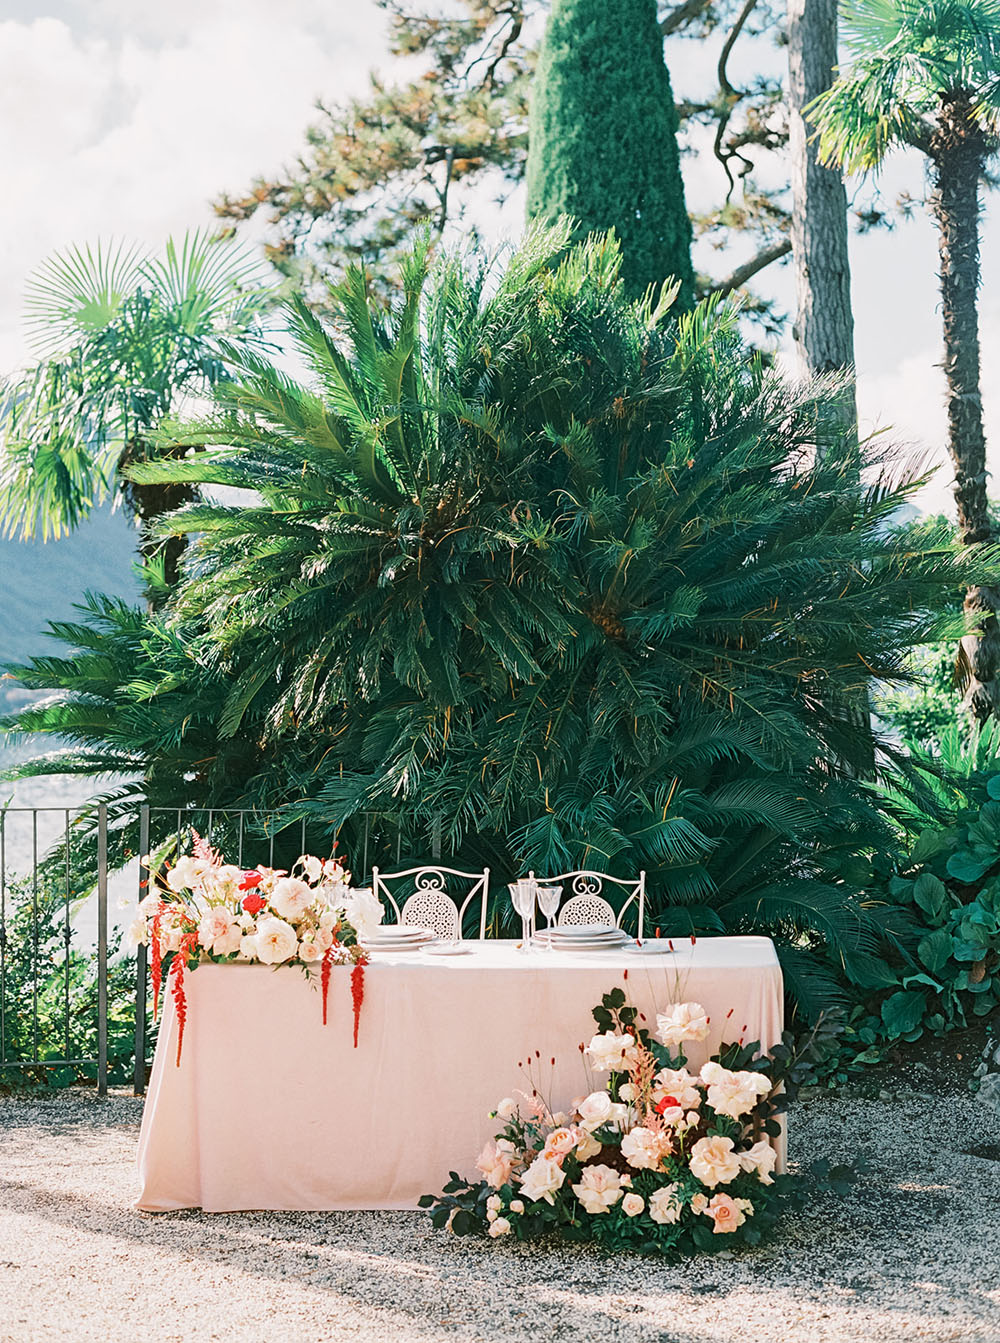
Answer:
[0, 231, 274, 589]
[808, 0, 1000, 721]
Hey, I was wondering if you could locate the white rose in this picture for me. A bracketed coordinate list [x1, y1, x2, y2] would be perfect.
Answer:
[571, 1164, 623, 1215]
[496, 1097, 518, 1120]
[700, 1062, 771, 1119]
[487, 1217, 512, 1238]
[486, 1194, 502, 1212]
[197, 908, 242, 957]
[621, 1192, 645, 1217]
[738, 1139, 777, 1185]
[269, 877, 314, 923]
[253, 917, 299, 964]
[509, 1199, 525, 1214]
[518, 1154, 566, 1205]
[655, 1002, 711, 1048]
[689, 1135, 741, 1188]
[652, 1067, 702, 1110]
[298, 855, 323, 883]
[620, 1126, 666, 1171]
[342, 887, 384, 939]
[123, 916, 148, 951]
[576, 1091, 627, 1133]
[298, 938, 323, 963]
[585, 1031, 637, 1072]
[239, 935, 258, 960]
[618, 1082, 638, 1102]
[648, 1184, 683, 1225]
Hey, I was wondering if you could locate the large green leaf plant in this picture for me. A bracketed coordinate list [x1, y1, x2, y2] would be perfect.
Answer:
[6, 225, 996, 1019]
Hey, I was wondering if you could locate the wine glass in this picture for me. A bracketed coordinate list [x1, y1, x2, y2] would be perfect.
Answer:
[508, 879, 537, 949]
[536, 885, 563, 929]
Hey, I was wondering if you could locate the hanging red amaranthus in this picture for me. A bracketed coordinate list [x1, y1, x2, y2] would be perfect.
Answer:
[351, 956, 367, 1048]
[170, 934, 199, 1066]
[150, 912, 163, 1022]
[321, 946, 333, 1025]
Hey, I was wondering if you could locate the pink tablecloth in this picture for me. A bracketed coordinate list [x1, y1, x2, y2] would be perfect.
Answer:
[136, 936, 784, 1212]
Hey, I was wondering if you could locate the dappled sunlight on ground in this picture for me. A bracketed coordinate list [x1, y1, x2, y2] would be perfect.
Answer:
[1, 1087, 999, 1342]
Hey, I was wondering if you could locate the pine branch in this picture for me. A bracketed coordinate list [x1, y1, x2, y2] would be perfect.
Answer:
[702, 238, 791, 295]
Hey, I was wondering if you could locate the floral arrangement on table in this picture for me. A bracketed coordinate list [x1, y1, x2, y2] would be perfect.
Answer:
[127, 836, 383, 1063]
[422, 987, 792, 1257]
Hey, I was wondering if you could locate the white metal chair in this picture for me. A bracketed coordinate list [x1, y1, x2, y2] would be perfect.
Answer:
[528, 869, 646, 937]
[370, 864, 490, 940]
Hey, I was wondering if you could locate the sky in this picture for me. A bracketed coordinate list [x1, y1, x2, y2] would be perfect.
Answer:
[2, 0, 999, 519]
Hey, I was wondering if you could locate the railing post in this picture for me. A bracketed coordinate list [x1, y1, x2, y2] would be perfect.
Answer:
[97, 803, 108, 1097]
[133, 805, 150, 1097]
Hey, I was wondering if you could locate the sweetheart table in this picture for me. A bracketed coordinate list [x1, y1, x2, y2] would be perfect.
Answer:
[135, 935, 784, 1212]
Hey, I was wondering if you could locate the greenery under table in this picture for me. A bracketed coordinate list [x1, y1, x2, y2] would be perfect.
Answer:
[134, 937, 784, 1213]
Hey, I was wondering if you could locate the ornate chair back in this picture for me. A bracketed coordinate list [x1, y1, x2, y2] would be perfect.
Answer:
[528, 870, 646, 937]
[369, 865, 490, 941]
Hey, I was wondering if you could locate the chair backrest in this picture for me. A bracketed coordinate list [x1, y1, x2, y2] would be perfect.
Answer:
[557, 892, 617, 927]
[528, 869, 645, 937]
[369, 865, 490, 941]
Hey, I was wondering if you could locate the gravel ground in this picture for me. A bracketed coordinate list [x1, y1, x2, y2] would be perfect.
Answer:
[0, 1085, 998, 1343]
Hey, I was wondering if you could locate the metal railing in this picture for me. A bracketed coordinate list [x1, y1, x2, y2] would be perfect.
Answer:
[0, 805, 110, 1094]
[0, 802, 413, 1097]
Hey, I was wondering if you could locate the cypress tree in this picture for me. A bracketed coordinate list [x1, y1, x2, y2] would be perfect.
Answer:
[525, 0, 694, 303]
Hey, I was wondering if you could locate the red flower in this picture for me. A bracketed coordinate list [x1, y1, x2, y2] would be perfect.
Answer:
[351, 957, 367, 1048]
[321, 947, 333, 1026]
[654, 1095, 679, 1114]
[241, 890, 266, 916]
[238, 870, 263, 891]
[150, 913, 163, 1022]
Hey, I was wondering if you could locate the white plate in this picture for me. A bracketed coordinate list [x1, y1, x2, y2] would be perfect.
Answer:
[543, 924, 619, 939]
[366, 925, 431, 940]
[625, 941, 676, 955]
[533, 937, 628, 952]
[362, 936, 437, 952]
[424, 944, 473, 956]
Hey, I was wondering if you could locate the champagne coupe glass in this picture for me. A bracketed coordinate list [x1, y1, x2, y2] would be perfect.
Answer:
[536, 885, 563, 929]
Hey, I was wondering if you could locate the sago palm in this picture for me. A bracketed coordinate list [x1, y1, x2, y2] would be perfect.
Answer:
[80, 221, 997, 1016]
[0, 231, 274, 587]
[808, 0, 1000, 720]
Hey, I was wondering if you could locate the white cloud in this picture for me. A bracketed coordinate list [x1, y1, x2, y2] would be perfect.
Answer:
[0, 3, 390, 371]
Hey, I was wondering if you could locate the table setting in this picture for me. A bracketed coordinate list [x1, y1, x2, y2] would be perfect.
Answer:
[132, 846, 785, 1215]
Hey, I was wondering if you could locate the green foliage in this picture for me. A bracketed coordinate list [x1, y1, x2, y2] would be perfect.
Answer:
[8, 226, 997, 1021]
[809, 0, 1000, 172]
[0, 232, 274, 554]
[0, 877, 144, 1088]
[525, 0, 694, 302]
[862, 782, 1000, 1040]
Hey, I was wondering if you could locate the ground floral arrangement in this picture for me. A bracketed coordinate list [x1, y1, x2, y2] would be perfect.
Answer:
[424, 988, 802, 1258]
[128, 836, 382, 1063]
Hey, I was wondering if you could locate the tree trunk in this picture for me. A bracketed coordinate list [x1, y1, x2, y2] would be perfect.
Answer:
[929, 94, 1000, 722]
[788, 0, 856, 424]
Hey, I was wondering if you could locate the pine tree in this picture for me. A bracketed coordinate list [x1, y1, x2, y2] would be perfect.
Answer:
[525, 0, 694, 302]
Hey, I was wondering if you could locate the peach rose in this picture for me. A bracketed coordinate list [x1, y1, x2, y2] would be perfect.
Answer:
[476, 1141, 515, 1190]
[689, 1135, 741, 1188]
[621, 1193, 645, 1217]
[700, 1062, 771, 1119]
[706, 1192, 747, 1234]
[585, 1031, 638, 1072]
[543, 1127, 578, 1160]
[652, 1067, 702, 1110]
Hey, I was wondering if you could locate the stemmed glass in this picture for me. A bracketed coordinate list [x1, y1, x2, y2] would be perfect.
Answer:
[508, 879, 537, 949]
[536, 884, 563, 930]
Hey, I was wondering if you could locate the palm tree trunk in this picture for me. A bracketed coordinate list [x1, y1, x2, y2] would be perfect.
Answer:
[929, 94, 1000, 721]
[788, 0, 856, 419]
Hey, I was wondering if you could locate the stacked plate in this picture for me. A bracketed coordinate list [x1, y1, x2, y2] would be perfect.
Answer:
[361, 924, 437, 952]
[533, 923, 630, 951]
